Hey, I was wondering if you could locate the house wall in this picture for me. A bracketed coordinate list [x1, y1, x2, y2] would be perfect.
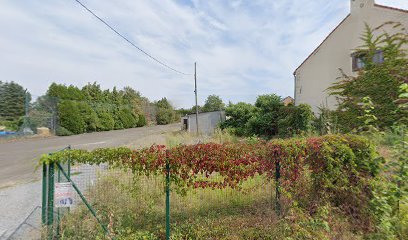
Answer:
[294, 0, 408, 113]
[182, 111, 226, 135]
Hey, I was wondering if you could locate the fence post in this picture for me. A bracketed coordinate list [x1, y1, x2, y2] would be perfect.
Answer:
[67, 145, 71, 215]
[68, 145, 71, 178]
[41, 163, 47, 225]
[275, 160, 281, 216]
[47, 162, 55, 239]
[165, 157, 170, 240]
[56, 166, 61, 238]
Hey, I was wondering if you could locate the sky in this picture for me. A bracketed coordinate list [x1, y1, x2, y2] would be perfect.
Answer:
[0, 0, 407, 108]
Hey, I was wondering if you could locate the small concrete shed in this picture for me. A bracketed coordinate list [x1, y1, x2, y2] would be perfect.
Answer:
[181, 111, 226, 135]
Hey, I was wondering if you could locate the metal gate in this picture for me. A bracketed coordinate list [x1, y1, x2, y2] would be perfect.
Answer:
[41, 146, 109, 239]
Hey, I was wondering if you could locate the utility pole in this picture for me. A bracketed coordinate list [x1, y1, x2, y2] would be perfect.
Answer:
[194, 62, 199, 134]
[23, 89, 33, 134]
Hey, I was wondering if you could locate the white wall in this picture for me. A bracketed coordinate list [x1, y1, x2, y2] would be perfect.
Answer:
[182, 111, 226, 135]
[294, 0, 408, 113]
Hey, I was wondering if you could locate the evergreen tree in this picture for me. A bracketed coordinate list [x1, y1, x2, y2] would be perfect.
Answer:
[0, 81, 29, 120]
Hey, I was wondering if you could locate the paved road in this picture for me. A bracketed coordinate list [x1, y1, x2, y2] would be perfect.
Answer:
[0, 124, 180, 188]
[0, 124, 180, 239]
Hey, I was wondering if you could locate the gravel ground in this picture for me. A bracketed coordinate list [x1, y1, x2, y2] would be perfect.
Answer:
[0, 182, 41, 240]
[0, 124, 179, 240]
[0, 165, 112, 240]
[0, 124, 180, 189]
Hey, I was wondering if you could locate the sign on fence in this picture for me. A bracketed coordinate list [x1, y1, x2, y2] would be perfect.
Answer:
[55, 182, 74, 208]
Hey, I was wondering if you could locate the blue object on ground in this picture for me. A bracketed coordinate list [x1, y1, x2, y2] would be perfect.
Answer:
[0, 131, 16, 136]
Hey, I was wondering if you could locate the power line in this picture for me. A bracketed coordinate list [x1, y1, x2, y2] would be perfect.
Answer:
[73, 0, 192, 75]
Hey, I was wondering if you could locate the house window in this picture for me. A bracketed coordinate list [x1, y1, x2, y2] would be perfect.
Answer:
[352, 50, 384, 71]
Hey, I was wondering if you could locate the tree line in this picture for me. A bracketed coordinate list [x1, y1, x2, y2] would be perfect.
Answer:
[176, 94, 226, 116]
[0, 81, 180, 135]
[44, 82, 181, 135]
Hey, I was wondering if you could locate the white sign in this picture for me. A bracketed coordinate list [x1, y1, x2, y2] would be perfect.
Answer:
[55, 182, 74, 208]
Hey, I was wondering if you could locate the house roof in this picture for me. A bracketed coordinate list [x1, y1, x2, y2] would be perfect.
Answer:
[293, 3, 407, 75]
[282, 96, 294, 101]
[374, 4, 408, 13]
[293, 14, 351, 75]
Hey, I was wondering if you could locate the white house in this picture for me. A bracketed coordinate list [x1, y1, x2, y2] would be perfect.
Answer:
[294, 0, 408, 113]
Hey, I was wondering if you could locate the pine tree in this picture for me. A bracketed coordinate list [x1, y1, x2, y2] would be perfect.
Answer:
[0, 81, 29, 120]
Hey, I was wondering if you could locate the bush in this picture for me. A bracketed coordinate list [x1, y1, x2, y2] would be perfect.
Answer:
[156, 108, 174, 125]
[221, 102, 256, 136]
[44, 134, 379, 239]
[77, 102, 99, 132]
[328, 23, 408, 131]
[95, 108, 115, 131]
[137, 115, 147, 127]
[222, 95, 314, 138]
[0, 119, 19, 131]
[42, 82, 154, 135]
[278, 104, 314, 137]
[118, 108, 137, 129]
[58, 101, 86, 134]
[56, 126, 73, 136]
[155, 98, 176, 125]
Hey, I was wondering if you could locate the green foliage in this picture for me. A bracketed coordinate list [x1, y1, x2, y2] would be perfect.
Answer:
[271, 205, 332, 240]
[58, 101, 86, 134]
[278, 104, 314, 137]
[77, 101, 99, 132]
[95, 106, 115, 131]
[42, 82, 148, 135]
[118, 108, 137, 129]
[155, 98, 176, 125]
[254, 94, 283, 112]
[137, 115, 147, 127]
[246, 94, 283, 136]
[176, 108, 194, 117]
[40, 135, 378, 198]
[202, 94, 225, 112]
[0, 81, 29, 121]
[47, 82, 85, 101]
[221, 102, 256, 136]
[221, 95, 314, 138]
[0, 119, 19, 131]
[156, 108, 174, 125]
[328, 23, 408, 131]
[55, 126, 74, 136]
[398, 83, 408, 124]
[190, 105, 202, 114]
[155, 97, 172, 109]
[364, 125, 408, 239]
[43, 134, 379, 239]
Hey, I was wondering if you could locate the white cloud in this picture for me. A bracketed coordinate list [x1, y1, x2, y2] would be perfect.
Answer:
[0, 0, 406, 108]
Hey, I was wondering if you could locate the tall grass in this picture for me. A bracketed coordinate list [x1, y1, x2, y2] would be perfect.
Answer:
[58, 170, 276, 239]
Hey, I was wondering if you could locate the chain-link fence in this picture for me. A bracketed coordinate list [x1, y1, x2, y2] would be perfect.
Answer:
[0, 95, 58, 141]
[0, 95, 162, 142]
[41, 153, 279, 239]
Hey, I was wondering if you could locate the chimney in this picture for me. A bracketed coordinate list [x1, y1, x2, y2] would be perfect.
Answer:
[350, 0, 374, 15]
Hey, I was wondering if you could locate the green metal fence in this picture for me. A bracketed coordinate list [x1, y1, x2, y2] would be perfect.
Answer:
[42, 146, 72, 239]
[42, 148, 281, 239]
